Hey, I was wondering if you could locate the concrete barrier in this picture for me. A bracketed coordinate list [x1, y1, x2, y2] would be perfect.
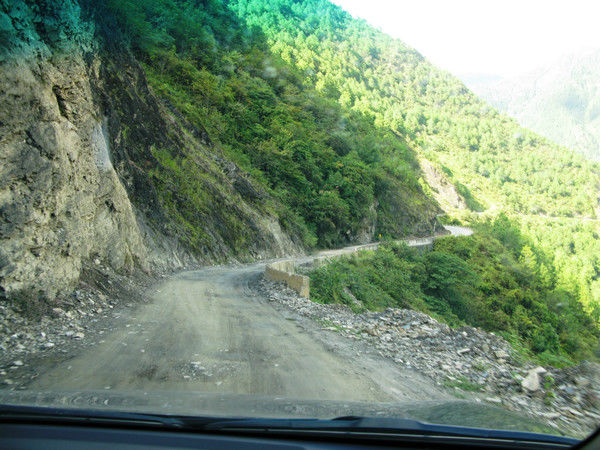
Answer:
[264, 226, 472, 299]
[265, 260, 310, 298]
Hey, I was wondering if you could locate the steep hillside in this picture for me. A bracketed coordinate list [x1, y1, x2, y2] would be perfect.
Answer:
[223, 0, 600, 317]
[472, 49, 600, 162]
[104, 0, 441, 249]
[309, 219, 600, 364]
[226, 0, 599, 218]
[3, 0, 600, 334]
[0, 0, 301, 305]
[0, 0, 440, 307]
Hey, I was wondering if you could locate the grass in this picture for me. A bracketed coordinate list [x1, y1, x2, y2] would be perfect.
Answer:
[543, 375, 556, 405]
[317, 318, 344, 332]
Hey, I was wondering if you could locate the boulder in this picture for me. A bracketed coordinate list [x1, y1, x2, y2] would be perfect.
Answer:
[522, 369, 541, 392]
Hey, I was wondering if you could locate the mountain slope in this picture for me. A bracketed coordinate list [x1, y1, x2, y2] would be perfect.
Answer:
[104, 0, 441, 249]
[2, 0, 600, 348]
[220, 0, 600, 320]
[0, 0, 300, 304]
[0, 0, 440, 306]
[227, 0, 600, 218]
[471, 49, 600, 162]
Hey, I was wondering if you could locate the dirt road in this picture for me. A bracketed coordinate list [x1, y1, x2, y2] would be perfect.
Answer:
[28, 227, 472, 411]
[31, 265, 447, 402]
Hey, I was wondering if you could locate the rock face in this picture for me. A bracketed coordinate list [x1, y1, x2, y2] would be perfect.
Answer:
[0, 0, 148, 302]
[0, 0, 300, 306]
[418, 158, 468, 212]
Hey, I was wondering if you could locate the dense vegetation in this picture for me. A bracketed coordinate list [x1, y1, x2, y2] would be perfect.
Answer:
[104, 0, 438, 249]
[519, 216, 600, 318]
[223, 0, 600, 361]
[310, 217, 600, 366]
[102, 0, 600, 363]
[229, 0, 600, 217]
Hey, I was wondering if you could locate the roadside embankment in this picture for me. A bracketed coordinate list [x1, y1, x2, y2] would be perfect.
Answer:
[257, 278, 600, 439]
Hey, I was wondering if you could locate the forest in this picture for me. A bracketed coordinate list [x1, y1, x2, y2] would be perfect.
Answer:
[104, 0, 438, 250]
[102, 0, 600, 364]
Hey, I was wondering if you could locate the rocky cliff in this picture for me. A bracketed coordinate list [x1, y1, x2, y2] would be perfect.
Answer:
[0, 0, 300, 307]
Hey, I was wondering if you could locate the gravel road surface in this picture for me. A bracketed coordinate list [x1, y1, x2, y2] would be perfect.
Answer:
[27, 227, 474, 413]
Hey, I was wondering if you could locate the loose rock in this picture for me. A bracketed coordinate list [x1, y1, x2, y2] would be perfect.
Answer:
[521, 370, 540, 392]
[495, 350, 509, 359]
[258, 277, 600, 438]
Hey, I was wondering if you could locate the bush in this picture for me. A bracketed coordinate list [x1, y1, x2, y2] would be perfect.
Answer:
[309, 226, 600, 365]
[531, 323, 561, 353]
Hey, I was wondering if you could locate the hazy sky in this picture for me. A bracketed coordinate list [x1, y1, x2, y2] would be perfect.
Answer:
[331, 0, 600, 78]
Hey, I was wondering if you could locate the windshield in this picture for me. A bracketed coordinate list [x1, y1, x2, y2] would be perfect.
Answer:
[0, 0, 599, 443]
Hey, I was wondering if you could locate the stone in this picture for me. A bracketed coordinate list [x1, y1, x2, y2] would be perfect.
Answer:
[583, 391, 600, 408]
[494, 350, 509, 359]
[560, 385, 576, 396]
[260, 276, 597, 435]
[521, 369, 541, 392]
[574, 377, 591, 388]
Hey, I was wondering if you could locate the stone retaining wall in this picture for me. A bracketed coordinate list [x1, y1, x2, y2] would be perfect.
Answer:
[265, 261, 310, 298]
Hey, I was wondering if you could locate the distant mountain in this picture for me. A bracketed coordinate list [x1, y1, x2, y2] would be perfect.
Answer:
[458, 73, 503, 91]
[470, 49, 600, 161]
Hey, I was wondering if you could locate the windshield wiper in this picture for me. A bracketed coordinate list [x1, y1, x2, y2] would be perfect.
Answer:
[0, 405, 578, 448]
[198, 415, 577, 447]
[0, 404, 185, 430]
